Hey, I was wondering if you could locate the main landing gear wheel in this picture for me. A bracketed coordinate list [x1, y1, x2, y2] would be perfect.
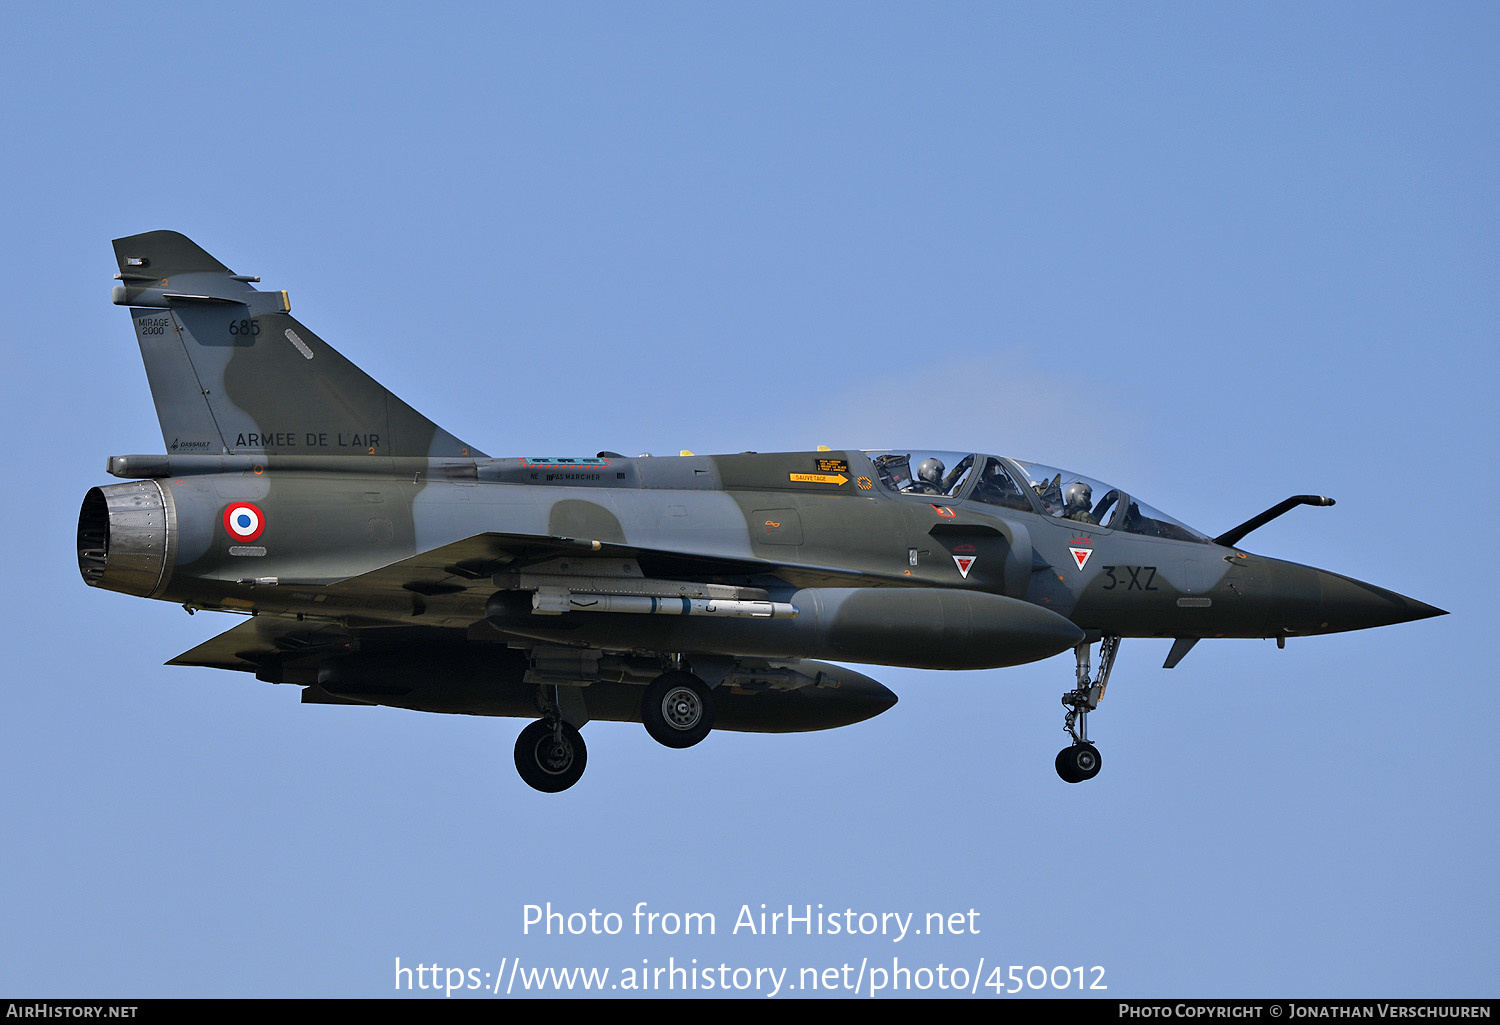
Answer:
[641, 671, 715, 749]
[514, 719, 587, 793]
[1056, 743, 1102, 784]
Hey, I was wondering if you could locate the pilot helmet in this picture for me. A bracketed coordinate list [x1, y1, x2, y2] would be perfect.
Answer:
[1064, 481, 1093, 511]
[917, 458, 945, 487]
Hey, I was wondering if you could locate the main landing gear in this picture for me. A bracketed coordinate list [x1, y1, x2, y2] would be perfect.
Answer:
[1057, 634, 1119, 784]
[512, 668, 718, 792]
[514, 718, 587, 793]
[641, 670, 716, 749]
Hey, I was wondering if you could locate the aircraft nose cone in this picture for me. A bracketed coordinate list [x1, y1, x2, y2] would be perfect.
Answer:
[1312, 570, 1447, 634]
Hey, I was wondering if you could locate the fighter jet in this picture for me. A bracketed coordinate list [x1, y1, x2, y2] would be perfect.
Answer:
[78, 231, 1445, 791]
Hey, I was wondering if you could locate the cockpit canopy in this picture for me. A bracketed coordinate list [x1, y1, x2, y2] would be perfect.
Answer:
[867, 451, 1211, 543]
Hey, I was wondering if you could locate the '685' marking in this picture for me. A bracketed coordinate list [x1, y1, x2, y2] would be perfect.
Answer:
[223, 502, 266, 542]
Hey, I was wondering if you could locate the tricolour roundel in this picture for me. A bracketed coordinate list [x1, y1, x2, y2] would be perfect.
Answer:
[222, 502, 266, 542]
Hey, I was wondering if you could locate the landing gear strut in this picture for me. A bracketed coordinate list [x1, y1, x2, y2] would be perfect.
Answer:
[1057, 634, 1119, 783]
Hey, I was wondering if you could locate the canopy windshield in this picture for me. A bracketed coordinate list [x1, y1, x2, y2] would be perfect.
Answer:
[1011, 460, 1211, 542]
[865, 450, 1212, 543]
[868, 450, 977, 498]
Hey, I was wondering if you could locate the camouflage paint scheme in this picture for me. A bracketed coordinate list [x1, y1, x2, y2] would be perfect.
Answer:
[78, 232, 1444, 790]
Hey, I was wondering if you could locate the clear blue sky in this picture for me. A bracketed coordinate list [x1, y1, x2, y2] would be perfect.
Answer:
[2, 2, 1494, 998]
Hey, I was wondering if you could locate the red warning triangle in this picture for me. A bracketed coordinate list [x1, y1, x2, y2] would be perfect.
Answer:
[1068, 547, 1093, 571]
[953, 555, 976, 578]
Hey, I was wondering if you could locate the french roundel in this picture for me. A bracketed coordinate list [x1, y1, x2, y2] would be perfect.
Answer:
[223, 502, 266, 542]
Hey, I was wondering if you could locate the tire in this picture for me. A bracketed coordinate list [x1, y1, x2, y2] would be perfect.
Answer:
[1056, 743, 1102, 783]
[514, 719, 587, 793]
[641, 671, 715, 749]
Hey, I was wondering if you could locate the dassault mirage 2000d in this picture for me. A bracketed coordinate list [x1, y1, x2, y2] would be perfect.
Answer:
[79, 231, 1445, 791]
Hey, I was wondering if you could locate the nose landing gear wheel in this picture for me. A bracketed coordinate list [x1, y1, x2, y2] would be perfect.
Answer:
[514, 719, 587, 793]
[1056, 742, 1102, 784]
[641, 671, 715, 749]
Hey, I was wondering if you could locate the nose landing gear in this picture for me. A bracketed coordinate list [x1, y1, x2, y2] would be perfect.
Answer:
[1057, 634, 1119, 783]
[1056, 741, 1101, 783]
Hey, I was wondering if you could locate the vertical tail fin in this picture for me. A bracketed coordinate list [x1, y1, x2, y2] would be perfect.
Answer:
[111, 230, 485, 459]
